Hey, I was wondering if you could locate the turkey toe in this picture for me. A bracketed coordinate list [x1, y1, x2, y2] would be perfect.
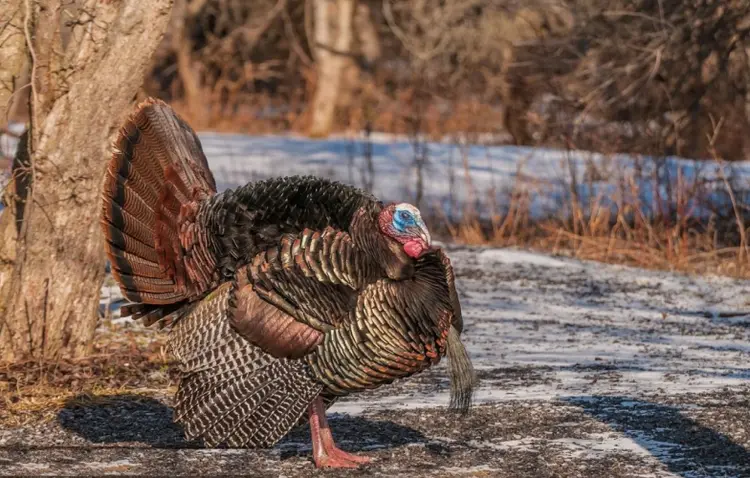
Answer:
[326, 447, 372, 465]
[314, 454, 364, 469]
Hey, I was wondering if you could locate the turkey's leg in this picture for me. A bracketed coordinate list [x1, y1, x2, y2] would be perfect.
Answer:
[308, 396, 372, 468]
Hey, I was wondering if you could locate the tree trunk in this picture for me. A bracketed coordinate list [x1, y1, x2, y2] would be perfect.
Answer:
[171, 0, 202, 119]
[0, 0, 28, 124]
[354, 2, 380, 66]
[337, 2, 381, 129]
[0, 0, 173, 363]
[308, 0, 356, 138]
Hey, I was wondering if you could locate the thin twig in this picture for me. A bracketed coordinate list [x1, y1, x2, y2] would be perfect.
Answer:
[715, 157, 747, 262]
[23, 0, 37, 149]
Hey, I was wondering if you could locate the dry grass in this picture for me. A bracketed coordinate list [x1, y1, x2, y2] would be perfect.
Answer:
[159, 86, 507, 140]
[438, 152, 750, 279]
[447, 220, 750, 278]
[0, 323, 176, 428]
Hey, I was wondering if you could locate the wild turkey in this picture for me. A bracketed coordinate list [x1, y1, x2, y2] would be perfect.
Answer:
[100, 98, 476, 468]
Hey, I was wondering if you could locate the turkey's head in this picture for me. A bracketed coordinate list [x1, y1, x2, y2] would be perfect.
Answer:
[378, 203, 432, 259]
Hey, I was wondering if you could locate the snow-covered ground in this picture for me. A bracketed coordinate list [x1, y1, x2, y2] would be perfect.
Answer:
[0, 123, 22, 202]
[198, 131, 750, 220]
[3, 126, 750, 219]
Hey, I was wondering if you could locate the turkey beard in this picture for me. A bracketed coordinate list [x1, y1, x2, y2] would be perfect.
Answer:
[446, 325, 478, 414]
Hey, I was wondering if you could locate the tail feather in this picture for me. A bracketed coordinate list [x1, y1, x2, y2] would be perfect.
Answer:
[119, 302, 186, 328]
[107, 229, 161, 265]
[115, 274, 182, 298]
[101, 200, 155, 246]
[108, 248, 163, 279]
[101, 97, 218, 306]
[104, 157, 162, 207]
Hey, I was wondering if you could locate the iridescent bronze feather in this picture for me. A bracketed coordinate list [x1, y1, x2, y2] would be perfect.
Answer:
[100, 98, 476, 468]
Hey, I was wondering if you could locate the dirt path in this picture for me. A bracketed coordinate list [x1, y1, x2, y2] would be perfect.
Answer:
[2, 389, 750, 477]
[3, 245, 750, 476]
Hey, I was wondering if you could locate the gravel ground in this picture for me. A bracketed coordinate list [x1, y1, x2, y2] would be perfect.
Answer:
[3, 245, 750, 477]
[2, 388, 750, 477]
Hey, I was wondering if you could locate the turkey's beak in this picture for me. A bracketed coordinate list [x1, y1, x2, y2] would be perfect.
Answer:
[408, 223, 432, 256]
[419, 228, 432, 248]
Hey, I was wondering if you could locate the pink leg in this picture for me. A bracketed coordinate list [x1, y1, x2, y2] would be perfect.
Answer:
[308, 396, 372, 468]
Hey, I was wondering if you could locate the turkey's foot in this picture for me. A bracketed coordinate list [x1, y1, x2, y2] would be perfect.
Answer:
[308, 396, 372, 468]
[316, 443, 372, 468]
[313, 450, 370, 468]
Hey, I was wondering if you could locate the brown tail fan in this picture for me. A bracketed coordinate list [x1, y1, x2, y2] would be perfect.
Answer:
[100, 98, 219, 305]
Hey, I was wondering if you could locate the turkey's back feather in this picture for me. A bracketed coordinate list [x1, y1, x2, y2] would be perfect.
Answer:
[199, 176, 382, 279]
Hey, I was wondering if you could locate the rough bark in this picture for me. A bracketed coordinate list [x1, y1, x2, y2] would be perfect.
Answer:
[0, 0, 27, 123]
[308, 0, 356, 137]
[0, 0, 173, 363]
[0, 0, 27, 300]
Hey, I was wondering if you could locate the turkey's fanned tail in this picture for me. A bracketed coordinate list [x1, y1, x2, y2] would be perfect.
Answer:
[100, 97, 218, 307]
[168, 283, 323, 448]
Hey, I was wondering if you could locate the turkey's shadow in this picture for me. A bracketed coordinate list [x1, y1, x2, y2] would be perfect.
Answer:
[58, 394, 429, 454]
[57, 394, 191, 448]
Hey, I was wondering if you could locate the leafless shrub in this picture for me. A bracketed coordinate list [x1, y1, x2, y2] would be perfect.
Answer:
[501, 0, 750, 160]
[569, 0, 750, 160]
[145, 0, 307, 128]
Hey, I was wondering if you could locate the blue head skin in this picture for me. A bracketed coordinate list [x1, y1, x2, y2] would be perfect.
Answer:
[382, 203, 432, 258]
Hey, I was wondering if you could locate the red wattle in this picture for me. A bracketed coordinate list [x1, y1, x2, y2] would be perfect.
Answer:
[404, 240, 426, 258]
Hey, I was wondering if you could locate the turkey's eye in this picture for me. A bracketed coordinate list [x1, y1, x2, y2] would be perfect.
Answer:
[399, 211, 411, 221]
